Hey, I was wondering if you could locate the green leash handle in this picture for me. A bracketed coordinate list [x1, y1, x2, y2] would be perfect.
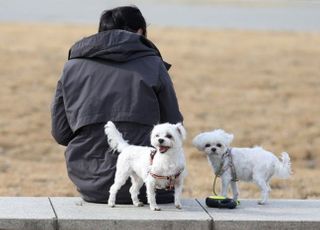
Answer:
[213, 174, 219, 196]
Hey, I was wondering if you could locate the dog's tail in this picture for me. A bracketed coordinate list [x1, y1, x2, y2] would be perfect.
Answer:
[274, 152, 292, 179]
[104, 121, 129, 152]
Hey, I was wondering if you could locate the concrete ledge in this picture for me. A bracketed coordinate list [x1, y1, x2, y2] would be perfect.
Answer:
[1, 197, 320, 230]
[0, 197, 56, 230]
[198, 199, 320, 230]
[50, 197, 211, 230]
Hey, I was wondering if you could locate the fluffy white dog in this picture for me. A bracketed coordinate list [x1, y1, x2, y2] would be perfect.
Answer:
[104, 121, 187, 211]
[193, 129, 292, 204]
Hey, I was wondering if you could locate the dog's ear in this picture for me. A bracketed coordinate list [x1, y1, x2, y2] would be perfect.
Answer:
[224, 132, 234, 146]
[175, 123, 186, 141]
[192, 133, 205, 151]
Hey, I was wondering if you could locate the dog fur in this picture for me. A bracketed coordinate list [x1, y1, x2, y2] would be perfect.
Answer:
[193, 129, 292, 204]
[104, 121, 187, 211]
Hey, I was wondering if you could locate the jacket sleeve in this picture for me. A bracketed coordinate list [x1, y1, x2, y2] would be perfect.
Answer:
[157, 64, 183, 124]
[51, 80, 75, 146]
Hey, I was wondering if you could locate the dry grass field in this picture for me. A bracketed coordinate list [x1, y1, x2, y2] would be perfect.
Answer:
[0, 23, 319, 200]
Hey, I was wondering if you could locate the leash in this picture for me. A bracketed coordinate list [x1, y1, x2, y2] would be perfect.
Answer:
[212, 174, 219, 196]
[212, 148, 238, 196]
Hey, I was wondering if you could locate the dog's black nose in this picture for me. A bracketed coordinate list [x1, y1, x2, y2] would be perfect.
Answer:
[158, 138, 164, 144]
[211, 147, 216, 152]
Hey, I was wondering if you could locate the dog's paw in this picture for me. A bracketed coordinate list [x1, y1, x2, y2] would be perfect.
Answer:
[258, 200, 266, 205]
[150, 206, 161, 211]
[133, 201, 144, 207]
[175, 204, 182, 209]
[108, 201, 116, 208]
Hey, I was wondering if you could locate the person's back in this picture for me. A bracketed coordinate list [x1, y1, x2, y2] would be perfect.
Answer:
[51, 6, 183, 203]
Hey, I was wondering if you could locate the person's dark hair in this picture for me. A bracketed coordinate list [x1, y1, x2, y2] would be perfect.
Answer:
[98, 6, 147, 36]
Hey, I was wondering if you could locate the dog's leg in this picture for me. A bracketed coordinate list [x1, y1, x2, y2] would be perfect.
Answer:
[130, 174, 144, 207]
[174, 177, 184, 209]
[230, 181, 239, 201]
[267, 181, 272, 192]
[253, 177, 269, 205]
[221, 176, 230, 197]
[145, 178, 160, 211]
[108, 170, 131, 207]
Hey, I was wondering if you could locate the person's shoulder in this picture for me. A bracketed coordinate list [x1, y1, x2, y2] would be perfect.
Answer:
[142, 55, 163, 64]
[63, 58, 81, 69]
[62, 58, 90, 76]
[60, 59, 83, 82]
[144, 56, 169, 72]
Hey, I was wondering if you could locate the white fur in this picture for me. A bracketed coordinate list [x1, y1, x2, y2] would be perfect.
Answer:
[104, 121, 187, 211]
[193, 129, 292, 205]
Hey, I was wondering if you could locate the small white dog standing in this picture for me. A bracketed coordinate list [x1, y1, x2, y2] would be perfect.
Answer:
[193, 129, 292, 205]
[104, 121, 187, 211]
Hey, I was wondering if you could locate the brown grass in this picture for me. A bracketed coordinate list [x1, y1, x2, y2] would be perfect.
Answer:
[1, 23, 320, 200]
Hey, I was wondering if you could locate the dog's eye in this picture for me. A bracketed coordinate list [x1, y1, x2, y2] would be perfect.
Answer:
[155, 134, 159, 137]
[166, 134, 172, 139]
[216, 143, 222, 148]
[205, 144, 210, 148]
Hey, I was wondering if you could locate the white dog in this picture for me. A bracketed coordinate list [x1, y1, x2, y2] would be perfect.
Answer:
[193, 129, 292, 204]
[104, 121, 187, 211]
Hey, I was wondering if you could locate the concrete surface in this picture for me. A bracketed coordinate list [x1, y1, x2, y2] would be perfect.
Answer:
[198, 199, 320, 230]
[0, 197, 56, 230]
[1, 197, 320, 230]
[49, 197, 211, 230]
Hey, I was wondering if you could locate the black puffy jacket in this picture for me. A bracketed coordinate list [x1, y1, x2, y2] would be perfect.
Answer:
[51, 30, 183, 203]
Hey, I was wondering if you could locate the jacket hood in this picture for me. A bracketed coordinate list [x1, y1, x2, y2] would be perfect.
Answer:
[68, 30, 171, 69]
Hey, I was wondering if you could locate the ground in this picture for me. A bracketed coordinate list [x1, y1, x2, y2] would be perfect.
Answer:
[0, 23, 319, 199]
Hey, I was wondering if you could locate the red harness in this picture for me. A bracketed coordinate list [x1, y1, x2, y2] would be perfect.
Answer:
[148, 149, 183, 191]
